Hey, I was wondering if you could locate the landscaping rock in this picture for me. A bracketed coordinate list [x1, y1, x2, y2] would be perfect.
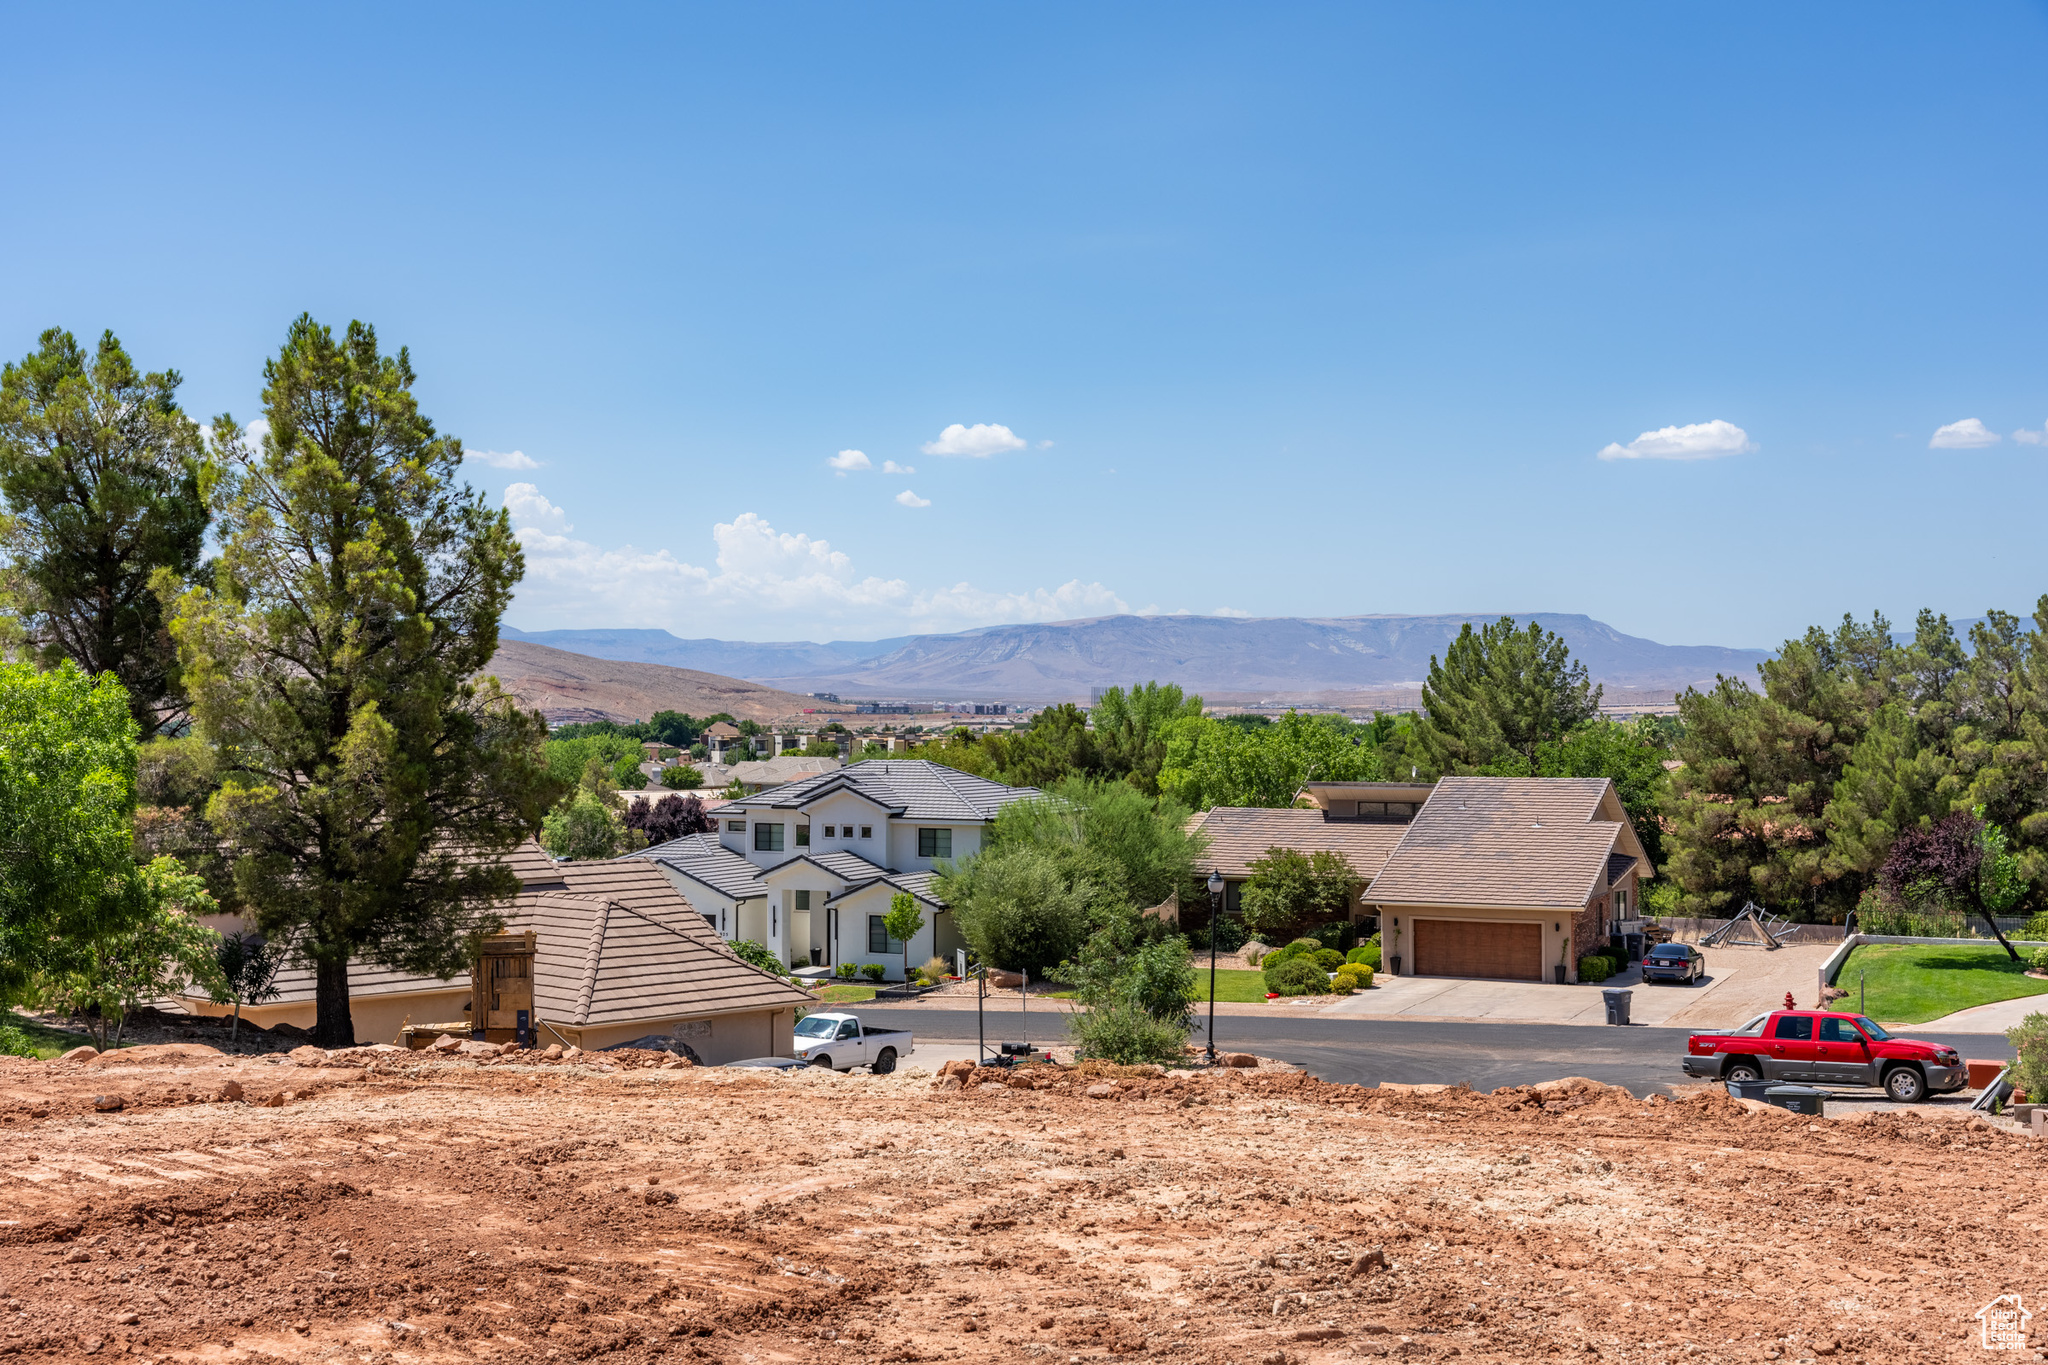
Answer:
[92, 1094, 125, 1112]
[543, 1044, 563, 1059]
[93, 1043, 223, 1065]
[1085, 1083, 1118, 1099]
[219, 1080, 244, 1102]
[55, 1046, 100, 1064]
[456, 1040, 500, 1056]
[938, 1059, 975, 1078]
[1219, 1053, 1260, 1068]
[429, 1034, 462, 1052]
[287, 1046, 329, 1066]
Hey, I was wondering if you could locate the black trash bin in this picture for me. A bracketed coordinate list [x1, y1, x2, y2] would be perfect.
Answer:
[1764, 1085, 1825, 1117]
[1625, 932, 1644, 963]
[1727, 1076, 1773, 1101]
[1602, 987, 1633, 1026]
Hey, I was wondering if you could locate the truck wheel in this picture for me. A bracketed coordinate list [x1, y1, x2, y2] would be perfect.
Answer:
[872, 1048, 897, 1076]
[1883, 1065, 1926, 1103]
[809, 1054, 833, 1070]
[1723, 1061, 1762, 1086]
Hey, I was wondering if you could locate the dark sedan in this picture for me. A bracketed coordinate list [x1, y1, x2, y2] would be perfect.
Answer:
[1641, 943, 1706, 985]
[724, 1056, 811, 1070]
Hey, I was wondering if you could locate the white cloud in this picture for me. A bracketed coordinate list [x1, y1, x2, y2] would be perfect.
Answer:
[2012, 423, 2046, 446]
[882, 460, 915, 474]
[1597, 419, 1755, 461]
[922, 422, 1027, 458]
[468, 448, 540, 470]
[828, 449, 872, 473]
[1038, 439, 1055, 449]
[199, 416, 269, 452]
[895, 489, 931, 508]
[1930, 418, 2001, 449]
[504, 482, 572, 533]
[503, 491, 1128, 637]
[1212, 606, 1252, 618]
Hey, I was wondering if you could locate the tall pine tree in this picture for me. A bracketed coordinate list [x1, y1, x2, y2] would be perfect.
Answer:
[162, 316, 566, 1045]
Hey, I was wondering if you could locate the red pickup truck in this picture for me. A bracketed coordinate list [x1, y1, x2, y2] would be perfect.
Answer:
[1682, 1009, 1966, 1103]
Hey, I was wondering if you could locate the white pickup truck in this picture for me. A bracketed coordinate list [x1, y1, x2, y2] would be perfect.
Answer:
[791, 1012, 915, 1074]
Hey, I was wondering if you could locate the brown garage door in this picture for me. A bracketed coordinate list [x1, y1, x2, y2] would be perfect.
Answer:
[1412, 919, 1542, 981]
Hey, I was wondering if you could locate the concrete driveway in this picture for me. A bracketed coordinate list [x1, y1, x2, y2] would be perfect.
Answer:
[1321, 941, 1843, 1028]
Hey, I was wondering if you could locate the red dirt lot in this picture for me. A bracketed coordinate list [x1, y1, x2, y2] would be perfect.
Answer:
[0, 1043, 2040, 1364]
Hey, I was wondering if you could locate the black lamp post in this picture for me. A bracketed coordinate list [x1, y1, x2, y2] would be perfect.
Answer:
[1206, 869, 1225, 1064]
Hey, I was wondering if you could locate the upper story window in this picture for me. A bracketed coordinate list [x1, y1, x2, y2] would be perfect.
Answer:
[860, 825, 873, 839]
[918, 827, 952, 858]
[726, 820, 745, 833]
[824, 825, 837, 837]
[755, 823, 785, 852]
[796, 824, 810, 847]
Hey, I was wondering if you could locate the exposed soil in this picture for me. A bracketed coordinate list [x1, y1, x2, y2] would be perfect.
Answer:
[0, 1044, 2038, 1364]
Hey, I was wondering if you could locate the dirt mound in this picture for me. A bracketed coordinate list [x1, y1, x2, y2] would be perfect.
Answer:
[0, 1049, 2029, 1362]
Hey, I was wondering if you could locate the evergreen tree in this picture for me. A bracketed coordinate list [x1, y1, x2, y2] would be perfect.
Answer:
[1091, 681, 1204, 793]
[1413, 617, 1601, 773]
[162, 316, 566, 1046]
[0, 329, 210, 737]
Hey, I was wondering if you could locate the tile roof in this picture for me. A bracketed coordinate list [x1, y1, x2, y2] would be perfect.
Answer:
[1364, 777, 1626, 910]
[728, 756, 841, 786]
[251, 852, 808, 1025]
[1187, 807, 1410, 882]
[824, 868, 947, 909]
[630, 834, 766, 901]
[716, 759, 1040, 822]
[517, 892, 811, 1028]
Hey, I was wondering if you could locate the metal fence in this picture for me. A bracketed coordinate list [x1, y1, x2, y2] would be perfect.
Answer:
[1648, 914, 2034, 945]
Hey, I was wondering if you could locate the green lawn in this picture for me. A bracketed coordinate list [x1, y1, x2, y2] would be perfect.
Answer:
[810, 984, 878, 1005]
[1199, 968, 1284, 1003]
[1840, 943, 2048, 1024]
[0, 1011, 98, 1059]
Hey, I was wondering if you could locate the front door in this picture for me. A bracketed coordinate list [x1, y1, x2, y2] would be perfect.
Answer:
[1766, 1014, 1818, 1080]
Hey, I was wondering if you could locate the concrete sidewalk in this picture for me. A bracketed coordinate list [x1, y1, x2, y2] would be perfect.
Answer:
[1906, 994, 2048, 1034]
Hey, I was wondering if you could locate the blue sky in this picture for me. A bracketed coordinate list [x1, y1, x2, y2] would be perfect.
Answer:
[5, 3, 2046, 649]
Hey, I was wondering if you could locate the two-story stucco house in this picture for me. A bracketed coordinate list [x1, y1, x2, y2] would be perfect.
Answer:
[626, 759, 1041, 979]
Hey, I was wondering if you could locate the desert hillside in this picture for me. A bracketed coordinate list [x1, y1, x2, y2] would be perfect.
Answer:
[483, 638, 822, 724]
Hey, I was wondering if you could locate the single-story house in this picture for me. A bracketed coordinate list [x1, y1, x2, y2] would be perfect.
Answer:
[175, 841, 811, 1059]
[724, 755, 841, 794]
[1363, 776, 1643, 984]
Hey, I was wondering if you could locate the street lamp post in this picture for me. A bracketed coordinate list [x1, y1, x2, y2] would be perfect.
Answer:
[1206, 870, 1224, 1065]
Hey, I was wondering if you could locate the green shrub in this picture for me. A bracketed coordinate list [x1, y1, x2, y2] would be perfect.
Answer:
[2010, 1012, 2048, 1104]
[1263, 956, 1331, 996]
[2029, 946, 2048, 973]
[1312, 948, 1345, 972]
[859, 963, 887, 982]
[729, 939, 786, 977]
[1578, 954, 1615, 983]
[1335, 961, 1384, 994]
[1344, 945, 1372, 965]
[1067, 1000, 1190, 1065]
[659, 765, 704, 790]
[0, 1023, 33, 1059]
[835, 962, 859, 979]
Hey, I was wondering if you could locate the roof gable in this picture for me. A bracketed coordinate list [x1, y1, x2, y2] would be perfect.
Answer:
[1187, 807, 1409, 882]
[713, 759, 1040, 822]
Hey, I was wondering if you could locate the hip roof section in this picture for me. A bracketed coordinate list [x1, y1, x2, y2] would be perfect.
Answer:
[1365, 776, 1638, 910]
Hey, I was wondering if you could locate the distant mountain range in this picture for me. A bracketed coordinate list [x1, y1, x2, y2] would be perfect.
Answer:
[484, 639, 821, 724]
[502, 614, 1772, 702]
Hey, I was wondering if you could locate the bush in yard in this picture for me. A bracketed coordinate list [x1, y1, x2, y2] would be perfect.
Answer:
[1263, 956, 1330, 996]
[1313, 948, 1345, 972]
[922, 955, 951, 981]
[659, 765, 704, 790]
[0, 1023, 34, 1058]
[835, 962, 859, 979]
[1578, 954, 1615, 983]
[1345, 943, 1374, 966]
[1341, 965, 1374, 991]
[729, 940, 786, 977]
[2010, 1012, 2048, 1103]
[2030, 946, 2048, 973]
[1068, 1000, 1189, 1065]
[859, 963, 887, 982]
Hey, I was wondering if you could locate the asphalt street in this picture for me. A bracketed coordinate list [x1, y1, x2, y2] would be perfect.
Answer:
[860, 1005, 2014, 1098]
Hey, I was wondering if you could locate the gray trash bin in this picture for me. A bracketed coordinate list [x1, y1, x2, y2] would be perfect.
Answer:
[1602, 987, 1633, 1026]
[1764, 1085, 1825, 1117]
[1727, 1076, 1773, 1101]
